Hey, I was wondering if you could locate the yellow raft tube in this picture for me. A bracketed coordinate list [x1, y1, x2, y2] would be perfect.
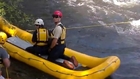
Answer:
[0, 17, 120, 79]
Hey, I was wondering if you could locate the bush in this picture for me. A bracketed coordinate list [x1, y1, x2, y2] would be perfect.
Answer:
[0, 0, 34, 29]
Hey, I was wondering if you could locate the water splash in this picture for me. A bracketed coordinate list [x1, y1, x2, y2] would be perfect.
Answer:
[66, 0, 96, 13]
[66, 0, 95, 7]
[114, 19, 140, 35]
[103, 0, 140, 7]
[65, 0, 140, 34]
[129, 19, 140, 34]
[130, 19, 140, 28]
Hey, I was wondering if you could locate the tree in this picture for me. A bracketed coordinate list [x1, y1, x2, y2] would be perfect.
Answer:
[0, 0, 34, 29]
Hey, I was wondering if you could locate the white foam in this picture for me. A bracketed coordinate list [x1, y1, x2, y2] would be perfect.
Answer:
[103, 0, 140, 7]
[130, 19, 140, 28]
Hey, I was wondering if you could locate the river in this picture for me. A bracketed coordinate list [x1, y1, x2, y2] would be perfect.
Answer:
[4, 0, 140, 79]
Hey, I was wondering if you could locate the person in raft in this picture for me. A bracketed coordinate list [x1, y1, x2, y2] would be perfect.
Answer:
[0, 32, 11, 79]
[25, 19, 49, 56]
[47, 10, 78, 69]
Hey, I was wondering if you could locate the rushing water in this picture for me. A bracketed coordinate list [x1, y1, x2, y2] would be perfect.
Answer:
[6, 0, 140, 79]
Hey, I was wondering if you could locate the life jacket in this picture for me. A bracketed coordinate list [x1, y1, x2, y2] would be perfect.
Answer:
[58, 24, 66, 45]
[36, 28, 49, 46]
[51, 24, 66, 45]
[47, 30, 53, 47]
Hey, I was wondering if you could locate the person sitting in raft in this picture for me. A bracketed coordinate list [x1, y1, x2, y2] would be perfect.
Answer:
[47, 10, 78, 70]
[25, 18, 49, 56]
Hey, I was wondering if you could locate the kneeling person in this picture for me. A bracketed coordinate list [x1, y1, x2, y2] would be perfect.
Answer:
[48, 10, 78, 69]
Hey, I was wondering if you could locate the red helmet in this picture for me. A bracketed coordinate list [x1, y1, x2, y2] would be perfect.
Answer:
[53, 10, 63, 18]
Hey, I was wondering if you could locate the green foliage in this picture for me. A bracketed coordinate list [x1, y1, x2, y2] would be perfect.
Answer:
[0, 0, 34, 29]
[0, 2, 6, 16]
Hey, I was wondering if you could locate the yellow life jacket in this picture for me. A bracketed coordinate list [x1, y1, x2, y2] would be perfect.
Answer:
[36, 28, 49, 46]
[49, 24, 66, 45]
[51, 24, 66, 45]
[58, 24, 66, 44]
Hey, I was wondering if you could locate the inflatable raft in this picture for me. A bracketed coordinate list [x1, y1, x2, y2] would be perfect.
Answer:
[0, 17, 120, 79]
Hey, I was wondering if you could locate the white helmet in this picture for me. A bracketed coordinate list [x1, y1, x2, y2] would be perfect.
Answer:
[34, 18, 44, 25]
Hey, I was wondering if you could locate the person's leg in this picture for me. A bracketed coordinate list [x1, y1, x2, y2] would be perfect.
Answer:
[39, 45, 49, 55]
[60, 45, 78, 67]
[47, 46, 62, 64]
[70, 56, 78, 67]
[59, 45, 70, 60]
[25, 46, 40, 56]
[61, 55, 70, 61]
[47, 45, 74, 69]
[59, 45, 76, 69]
[61, 55, 78, 67]
[25, 46, 35, 54]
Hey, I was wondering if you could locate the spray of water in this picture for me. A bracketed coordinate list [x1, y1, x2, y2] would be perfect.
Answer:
[115, 19, 140, 35]
[129, 20, 140, 34]
[66, 0, 140, 35]
[66, 0, 96, 13]
[130, 19, 140, 28]
[103, 0, 140, 7]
